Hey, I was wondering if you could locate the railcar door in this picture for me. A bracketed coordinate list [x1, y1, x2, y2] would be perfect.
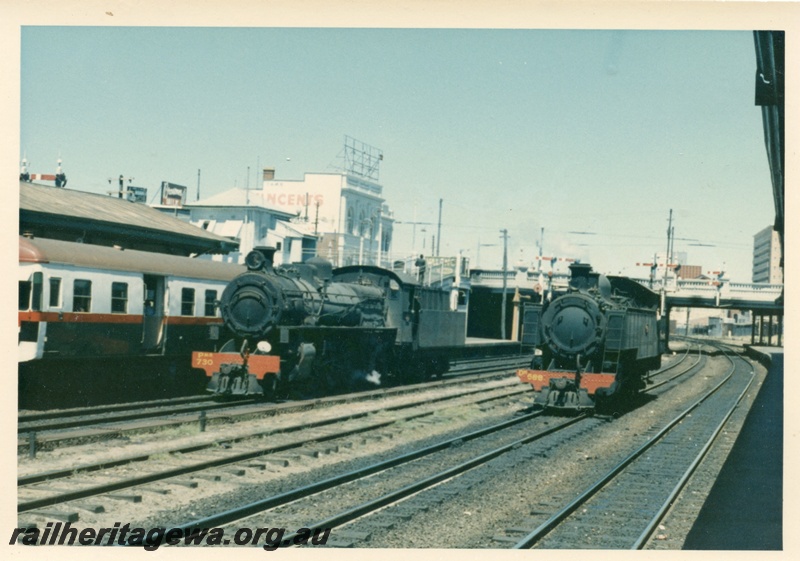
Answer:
[142, 274, 166, 353]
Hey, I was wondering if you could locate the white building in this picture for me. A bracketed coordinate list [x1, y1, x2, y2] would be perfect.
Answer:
[171, 167, 394, 268]
[752, 225, 783, 284]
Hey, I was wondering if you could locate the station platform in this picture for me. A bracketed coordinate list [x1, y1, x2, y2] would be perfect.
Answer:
[682, 346, 783, 550]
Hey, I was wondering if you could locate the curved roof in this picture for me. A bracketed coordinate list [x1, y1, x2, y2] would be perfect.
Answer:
[20, 236, 244, 281]
[332, 264, 418, 287]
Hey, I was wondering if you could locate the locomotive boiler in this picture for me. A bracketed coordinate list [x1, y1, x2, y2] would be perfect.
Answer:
[517, 263, 661, 411]
[195, 247, 397, 397]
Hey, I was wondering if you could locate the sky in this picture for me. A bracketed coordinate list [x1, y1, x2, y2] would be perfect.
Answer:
[17, 25, 779, 281]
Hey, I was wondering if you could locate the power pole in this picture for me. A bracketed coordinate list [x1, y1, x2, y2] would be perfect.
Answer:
[436, 198, 443, 257]
[500, 228, 509, 340]
[661, 209, 673, 315]
[537, 227, 544, 273]
[196, 169, 201, 201]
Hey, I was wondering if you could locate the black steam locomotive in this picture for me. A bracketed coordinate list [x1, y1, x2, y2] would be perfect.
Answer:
[517, 263, 661, 411]
[193, 247, 468, 397]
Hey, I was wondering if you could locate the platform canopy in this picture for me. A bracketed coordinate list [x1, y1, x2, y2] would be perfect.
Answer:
[20, 181, 239, 256]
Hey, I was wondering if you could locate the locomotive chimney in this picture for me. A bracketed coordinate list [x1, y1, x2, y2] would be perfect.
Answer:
[257, 246, 276, 271]
[569, 262, 597, 291]
[245, 246, 277, 272]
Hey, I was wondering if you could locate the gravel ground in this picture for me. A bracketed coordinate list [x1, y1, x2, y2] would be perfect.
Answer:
[357, 354, 766, 549]
[18, 379, 532, 530]
[17, 377, 520, 477]
[18, 351, 769, 551]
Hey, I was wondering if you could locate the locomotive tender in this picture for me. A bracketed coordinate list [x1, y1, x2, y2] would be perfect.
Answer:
[193, 247, 468, 397]
[517, 263, 661, 411]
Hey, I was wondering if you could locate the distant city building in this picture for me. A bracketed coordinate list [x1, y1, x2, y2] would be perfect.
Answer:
[159, 167, 395, 267]
[677, 264, 702, 280]
[752, 225, 782, 284]
[647, 251, 701, 280]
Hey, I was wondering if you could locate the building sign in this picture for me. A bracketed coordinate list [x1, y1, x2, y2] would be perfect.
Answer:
[126, 186, 148, 203]
[262, 176, 342, 227]
[161, 182, 187, 206]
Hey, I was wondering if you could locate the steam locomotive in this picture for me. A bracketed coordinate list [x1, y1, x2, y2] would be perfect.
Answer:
[517, 263, 661, 411]
[192, 247, 468, 397]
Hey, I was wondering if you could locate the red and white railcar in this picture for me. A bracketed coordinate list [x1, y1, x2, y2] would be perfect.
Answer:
[18, 236, 243, 407]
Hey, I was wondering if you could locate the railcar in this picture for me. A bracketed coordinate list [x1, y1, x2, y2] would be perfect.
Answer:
[193, 247, 468, 398]
[517, 263, 661, 412]
[18, 235, 243, 407]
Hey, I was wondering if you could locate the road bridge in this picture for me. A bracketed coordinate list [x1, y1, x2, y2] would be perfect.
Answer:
[469, 268, 783, 345]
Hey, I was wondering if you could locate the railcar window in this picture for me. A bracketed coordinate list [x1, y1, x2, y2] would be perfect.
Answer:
[181, 287, 195, 316]
[111, 282, 128, 313]
[49, 278, 61, 308]
[73, 279, 92, 312]
[204, 289, 217, 316]
[31, 272, 43, 311]
[18, 281, 31, 311]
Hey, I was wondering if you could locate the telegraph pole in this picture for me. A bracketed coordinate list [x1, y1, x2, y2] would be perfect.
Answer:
[661, 209, 673, 315]
[436, 198, 443, 257]
[500, 228, 509, 340]
[537, 227, 544, 273]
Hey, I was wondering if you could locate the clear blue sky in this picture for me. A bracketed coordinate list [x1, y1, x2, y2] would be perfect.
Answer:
[20, 27, 776, 280]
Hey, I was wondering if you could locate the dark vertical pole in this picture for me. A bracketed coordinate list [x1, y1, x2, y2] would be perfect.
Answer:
[768, 315, 774, 346]
[500, 228, 508, 340]
[436, 198, 443, 257]
[751, 310, 756, 345]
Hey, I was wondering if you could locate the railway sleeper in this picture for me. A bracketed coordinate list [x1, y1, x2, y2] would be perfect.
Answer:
[26, 510, 79, 523]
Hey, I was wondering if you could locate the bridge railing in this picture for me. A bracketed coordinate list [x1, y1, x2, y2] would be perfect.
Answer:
[469, 270, 782, 306]
[637, 278, 782, 304]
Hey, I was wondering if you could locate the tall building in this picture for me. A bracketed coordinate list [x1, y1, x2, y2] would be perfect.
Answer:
[752, 225, 783, 284]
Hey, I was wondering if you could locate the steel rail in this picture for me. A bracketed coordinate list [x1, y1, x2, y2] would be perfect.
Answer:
[643, 346, 705, 392]
[632, 346, 757, 549]
[511, 347, 741, 549]
[18, 358, 529, 436]
[18, 384, 531, 512]
[174, 413, 588, 534]
[18, 394, 218, 423]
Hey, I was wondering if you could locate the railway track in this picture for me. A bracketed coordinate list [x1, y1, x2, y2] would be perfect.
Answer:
[17, 374, 533, 519]
[17, 342, 751, 550]
[170, 412, 603, 548]
[506, 343, 756, 549]
[643, 343, 705, 393]
[18, 355, 531, 446]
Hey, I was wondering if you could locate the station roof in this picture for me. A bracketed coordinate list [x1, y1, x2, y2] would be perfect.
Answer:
[20, 181, 239, 256]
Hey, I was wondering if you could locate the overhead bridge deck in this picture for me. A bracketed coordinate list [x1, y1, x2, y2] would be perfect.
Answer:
[469, 269, 783, 311]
